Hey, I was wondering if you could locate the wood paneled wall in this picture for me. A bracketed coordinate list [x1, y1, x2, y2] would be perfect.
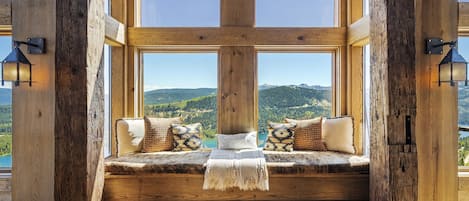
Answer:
[11, 0, 56, 200]
[415, 0, 459, 200]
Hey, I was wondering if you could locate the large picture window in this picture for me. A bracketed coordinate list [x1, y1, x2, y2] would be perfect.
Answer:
[256, 0, 336, 27]
[143, 53, 218, 147]
[140, 0, 220, 27]
[363, 45, 371, 156]
[104, 45, 111, 157]
[458, 37, 469, 166]
[0, 36, 12, 168]
[257, 52, 333, 145]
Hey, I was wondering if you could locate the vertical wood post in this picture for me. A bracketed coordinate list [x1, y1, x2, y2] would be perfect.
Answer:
[55, 0, 105, 200]
[218, 0, 257, 134]
[370, 0, 418, 200]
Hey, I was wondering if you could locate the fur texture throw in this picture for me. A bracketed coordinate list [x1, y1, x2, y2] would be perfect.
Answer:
[203, 149, 269, 191]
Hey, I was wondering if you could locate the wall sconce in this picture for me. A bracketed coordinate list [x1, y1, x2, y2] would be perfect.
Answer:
[425, 38, 468, 86]
[1, 37, 46, 87]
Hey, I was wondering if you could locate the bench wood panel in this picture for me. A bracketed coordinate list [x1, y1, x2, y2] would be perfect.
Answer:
[104, 174, 369, 201]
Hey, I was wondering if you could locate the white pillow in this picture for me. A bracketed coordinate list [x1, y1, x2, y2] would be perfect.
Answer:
[217, 132, 257, 150]
[323, 117, 355, 154]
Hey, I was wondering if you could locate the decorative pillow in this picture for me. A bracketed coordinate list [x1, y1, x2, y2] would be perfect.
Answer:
[285, 117, 326, 151]
[142, 116, 183, 152]
[322, 116, 355, 154]
[116, 118, 145, 156]
[263, 122, 296, 152]
[172, 123, 203, 151]
[217, 132, 257, 150]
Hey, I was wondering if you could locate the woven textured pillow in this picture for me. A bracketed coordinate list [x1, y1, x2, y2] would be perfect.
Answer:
[142, 116, 183, 152]
[172, 123, 203, 151]
[285, 117, 326, 151]
[323, 116, 355, 154]
[263, 122, 296, 152]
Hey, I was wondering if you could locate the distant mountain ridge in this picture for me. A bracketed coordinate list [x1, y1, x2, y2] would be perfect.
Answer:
[0, 88, 11, 105]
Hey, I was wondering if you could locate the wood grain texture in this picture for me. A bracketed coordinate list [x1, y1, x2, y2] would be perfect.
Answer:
[370, 0, 418, 200]
[55, 0, 105, 200]
[348, 47, 363, 155]
[348, 16, 370, 46]
[127, 27, 347, 46]
[218, 46, 257, 134]
[0, 0, 10, 26]
[105, 15, 125, 46]
[221, 0, 254, 27]
[11, 0, 56, 200]
[459, 2, 469, 33]
[415, 0, 459, 201]
[103, 174, 369, 201]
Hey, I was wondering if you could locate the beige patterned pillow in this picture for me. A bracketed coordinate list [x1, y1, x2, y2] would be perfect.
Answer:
[263, 122, 296, 152]
[171, 123, 203, 151]
[285, 117, 326, 151]
[142, 116, 183, 152]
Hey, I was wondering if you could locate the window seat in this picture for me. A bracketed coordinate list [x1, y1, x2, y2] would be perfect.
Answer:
[104, 150, 369, 175]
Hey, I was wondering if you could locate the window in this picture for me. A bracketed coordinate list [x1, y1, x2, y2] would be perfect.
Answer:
[143, 53, 218, 148]
[257, 52, 333, 146]
[104, 45, 111, 157]
[363, 45, 371, 156]
[458, 37, 469, 166]
[105, 0, 109, 14]
[256, 0, 336, 27]
[364, 0, 369, 16]
[0, 36, 12, 168]
[140, 0, 220, 27]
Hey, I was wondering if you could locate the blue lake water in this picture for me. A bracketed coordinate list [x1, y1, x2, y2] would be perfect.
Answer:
[0, 155, 11, 168]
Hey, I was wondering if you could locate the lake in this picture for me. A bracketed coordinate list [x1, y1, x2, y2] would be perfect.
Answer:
[0, 154, 11, 168]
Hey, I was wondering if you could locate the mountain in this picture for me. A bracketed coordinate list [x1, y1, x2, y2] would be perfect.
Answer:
[0, 88, 11, 105]
[459, 87, 469, 126]
[144, 88, 216, 105]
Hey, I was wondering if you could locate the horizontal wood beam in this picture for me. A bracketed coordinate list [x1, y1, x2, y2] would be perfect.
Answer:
[348, 15, 370, 46]
[128, 27, 347, 46]
[105, 15, 125, 46]
[0, 0, 10, 26]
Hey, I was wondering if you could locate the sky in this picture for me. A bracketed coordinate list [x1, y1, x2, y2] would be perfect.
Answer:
[141, 0, 335, 27]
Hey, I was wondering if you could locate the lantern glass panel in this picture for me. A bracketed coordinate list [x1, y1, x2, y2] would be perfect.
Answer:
[2, 62, 30, 82]
[452, 62, 467, 81]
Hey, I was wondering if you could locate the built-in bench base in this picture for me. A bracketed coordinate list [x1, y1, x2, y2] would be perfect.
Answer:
[104, 151, 370, 201]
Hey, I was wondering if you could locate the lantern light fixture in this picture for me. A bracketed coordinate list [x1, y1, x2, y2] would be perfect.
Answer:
[1, 37, 46, 87]
[425, 38, 468, 86]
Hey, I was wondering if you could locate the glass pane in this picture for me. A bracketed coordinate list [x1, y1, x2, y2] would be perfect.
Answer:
[256, 0, 336, 27]
[141, 0, 220, 27]
[0, 36, 12, 168]
[363, 45, 371, 156]
[364, 0, 369, 15]
[458, 37, 469, 166]
[104, 45, 111, 157]
[143, 53, 218, 148]
[105, 0, 109, 15]
[258, 53, 333, 146]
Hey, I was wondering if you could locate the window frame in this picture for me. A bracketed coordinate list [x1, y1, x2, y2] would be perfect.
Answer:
[0, 30, 12, 173]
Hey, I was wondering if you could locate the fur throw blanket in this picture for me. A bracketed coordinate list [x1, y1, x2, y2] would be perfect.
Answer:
[203, 149, 269, 191]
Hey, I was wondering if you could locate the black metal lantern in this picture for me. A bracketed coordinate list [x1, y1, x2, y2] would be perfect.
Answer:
[0, 37, 45, 87]
[425, 38, 469, 86]
[438, 45, 468, 86]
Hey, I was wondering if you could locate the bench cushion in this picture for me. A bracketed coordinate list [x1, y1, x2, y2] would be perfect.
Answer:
[105, 151, 369, 175]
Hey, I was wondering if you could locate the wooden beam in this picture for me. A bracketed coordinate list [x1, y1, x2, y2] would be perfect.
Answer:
[370, 0, 418, 200]
[11, 0, 55, 200]
[55, 0, 105, 200]
[459, 2, 469, 34]
[416, 0, 459, 201]
[221, 0, 254, 27]
[348, 15, 370, 46]
[105, 15, 125, 46]
[0, 0, 11, 26]
[127, 27, 347, 46]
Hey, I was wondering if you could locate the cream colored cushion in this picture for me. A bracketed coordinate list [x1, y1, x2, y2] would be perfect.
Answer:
[217, 132, 258, 150]
[323, 117, 355, 154]
[116, 118, 145, 156]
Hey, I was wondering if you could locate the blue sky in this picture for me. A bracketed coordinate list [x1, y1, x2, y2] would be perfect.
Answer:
[141, 0, 335, 27]
[0, 36, 11, 89]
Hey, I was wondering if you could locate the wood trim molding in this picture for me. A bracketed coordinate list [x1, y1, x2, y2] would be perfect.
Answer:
[127, 27, 347, 46]
[459, 2, 469, 34]
[0, 0, 11, 26]
[105, 15, 125, 46]
[348, 15, 370, 46]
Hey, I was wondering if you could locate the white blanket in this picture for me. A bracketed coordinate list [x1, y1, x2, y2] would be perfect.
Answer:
[203, 149, 269, 191]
